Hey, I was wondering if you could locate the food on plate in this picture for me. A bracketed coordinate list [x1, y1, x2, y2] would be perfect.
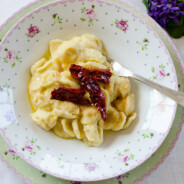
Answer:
[28, 34, 137, 146]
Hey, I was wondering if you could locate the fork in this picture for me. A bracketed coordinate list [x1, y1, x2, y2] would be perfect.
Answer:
[107, 57, 184, 107]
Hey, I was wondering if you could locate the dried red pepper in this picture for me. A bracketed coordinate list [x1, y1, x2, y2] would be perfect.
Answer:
[51, 65, 112, 121]
[80, 76, 106, 121]
[51, 86, 90, 105]
[70, 64, 112, 85]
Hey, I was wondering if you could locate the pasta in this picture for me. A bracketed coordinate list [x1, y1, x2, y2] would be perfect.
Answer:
[28, 34, 137, 146]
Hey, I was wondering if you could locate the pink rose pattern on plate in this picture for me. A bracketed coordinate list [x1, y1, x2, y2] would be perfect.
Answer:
[0, 83, 10, 92]
[4, 149, 20, 160]
[116, 149, 134, 166]
[52, 13, 62, 24]
[40, 171, 47, 179]
[80, 5, 96, 25]
[70, 181, 82, 184]
[3, 48, 21, 67]
[157, 102, 166, 113]
[83, 162, 99, 172]
[57, 158, 65, 168]
[138, 38, 149, 50]
[22, 138, 41, 156]
[115, 172, 130, 184]
[115, 19, 128, 32]
[4, 109, 16, 123]
[142, 132, 154, 139]
[152, 64, 170, 81]
[25, 24, 40, 38]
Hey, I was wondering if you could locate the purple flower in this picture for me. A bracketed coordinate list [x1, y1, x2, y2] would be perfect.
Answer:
[147, 0, 184, 28]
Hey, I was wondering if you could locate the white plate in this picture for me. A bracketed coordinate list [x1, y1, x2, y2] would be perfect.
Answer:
[0, 0, 178, 181]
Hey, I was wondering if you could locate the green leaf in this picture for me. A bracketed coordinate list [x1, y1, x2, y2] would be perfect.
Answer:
[159, 64, 165, 69]
[37, 145, 41, 150]
[131, 154, 134, 159]
[11, 63, 15, 67]
[31, 138, 35, 143]
[117, 152, 121, 156]
[153, 76, 156, 80]
[81, 7, 85, 13]
[25, 33, 29, 37]
[166, 25, 184, 39]
[151, 67, 155, 73]
[89, 19, 93, 25]
[115, 19, 118, 24]
[126, 173, 130, 177]
[124, 149, 129, 152]
[144, 44, 148, 46]
[3, 59, 8, 63]
[166, 17, 184, 39]
[80, 18, 86, 22]
[142, 0, 149, 9]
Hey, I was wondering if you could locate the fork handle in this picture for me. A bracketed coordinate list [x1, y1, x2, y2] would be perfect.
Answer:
[129, 73, 184, 107]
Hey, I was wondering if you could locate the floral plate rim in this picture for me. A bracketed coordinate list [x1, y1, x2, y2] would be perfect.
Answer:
[0, 0, 183, 183]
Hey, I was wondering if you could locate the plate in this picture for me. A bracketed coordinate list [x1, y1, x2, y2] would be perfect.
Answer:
[0, 0, 184, 184]
[0, 0, 179, 181]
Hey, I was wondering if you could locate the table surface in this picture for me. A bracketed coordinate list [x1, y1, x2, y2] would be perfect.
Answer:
[0, 0, 184, 184]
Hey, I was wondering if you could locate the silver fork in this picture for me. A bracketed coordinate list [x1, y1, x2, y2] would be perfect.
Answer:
[107, 57, 184, 107]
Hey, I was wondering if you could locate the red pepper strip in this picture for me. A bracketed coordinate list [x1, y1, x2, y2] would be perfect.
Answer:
[51, 86, 91, 105]
[70, 64, 112, 85]
[80, 76, 106, 121]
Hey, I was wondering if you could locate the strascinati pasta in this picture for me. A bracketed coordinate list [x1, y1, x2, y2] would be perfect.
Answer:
[28, 34, 137, 146]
